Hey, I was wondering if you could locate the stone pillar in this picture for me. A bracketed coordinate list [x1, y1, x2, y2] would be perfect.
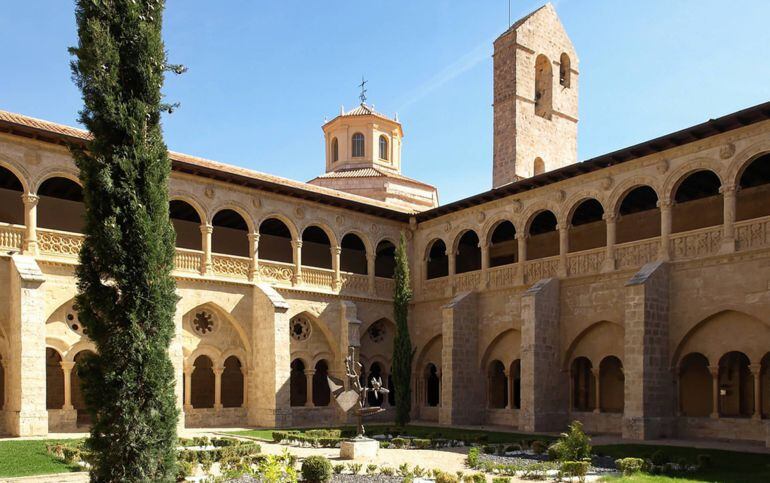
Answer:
[214, 366, 223, 410]
[248, 284, 292, 427]
[6, 255, 47, 436]
[709, 366, 720, 419]
[366, 253, 376, 294]
[603, 214, 617, 272]
[21, 194, 39, 256]
[721, 184, 737, 253]
[242, 370, 248, 407]
[623, 261, 673, 440]
[504, 369, 513, 410]
[520, 278, 567, 432]
[515, 233, 527, 285]
[331, 246, 341, 290]
[558, 224, 569, 277]
[750, 364, 762, 420]
[592, 367, 601, 414]
[248, 232, 260, 281]
[291, 240, 303, 285]
[447, 248, 456, 293]
[480, 243, 490, 289]
[183, 365, 193, 411]
[304, 369, 316, 408]
[60, 361, 75, 411]
[658, 199, 672, 261]
[439, 291, 483, 425]
[200, 224, 213, 275]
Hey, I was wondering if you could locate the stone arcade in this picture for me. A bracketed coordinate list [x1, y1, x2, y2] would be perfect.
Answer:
[1, 4, 770, 448]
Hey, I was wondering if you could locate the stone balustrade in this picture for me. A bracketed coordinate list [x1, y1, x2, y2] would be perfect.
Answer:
[567, 247, 606, 277]
[174, 248, 203, 273]
[0, 223, 24, 251]
[735, 214, 770, 251]
[37, 229, 83, 257]
[669, 225, 722, 260]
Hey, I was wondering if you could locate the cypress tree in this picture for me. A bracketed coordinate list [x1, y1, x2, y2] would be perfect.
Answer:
[391, 232, 413, 426]
[69, 1, 182, 480]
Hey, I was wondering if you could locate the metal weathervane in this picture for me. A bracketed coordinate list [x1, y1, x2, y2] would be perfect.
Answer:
[327, 346, 389, 438]
[358, 76, 368, 105]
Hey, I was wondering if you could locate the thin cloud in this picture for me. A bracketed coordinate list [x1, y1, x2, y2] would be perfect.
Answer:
[396, 37, 494, 113]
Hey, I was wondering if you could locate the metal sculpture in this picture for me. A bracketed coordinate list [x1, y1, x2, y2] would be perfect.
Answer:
[328, 346, 389, 437]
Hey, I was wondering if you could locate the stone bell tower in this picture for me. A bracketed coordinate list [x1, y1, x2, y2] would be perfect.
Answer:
[492, 3, 579, 187]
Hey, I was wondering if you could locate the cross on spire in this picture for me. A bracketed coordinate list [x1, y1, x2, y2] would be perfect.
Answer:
[358, 76, 367, 105]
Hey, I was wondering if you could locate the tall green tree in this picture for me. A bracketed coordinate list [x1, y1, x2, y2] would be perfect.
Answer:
[391, 232, 413, 426]
[69, 1, 182, 480]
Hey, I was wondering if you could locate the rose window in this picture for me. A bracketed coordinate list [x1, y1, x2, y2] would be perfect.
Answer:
[66, 311, 87, 336]
[193, 311, 216, 336]
[290, 316, 311, 341]
[368, 320, 386, 343]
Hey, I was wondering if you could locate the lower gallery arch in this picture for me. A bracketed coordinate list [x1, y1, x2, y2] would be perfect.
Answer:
[312, 359, 330, 407]
[72, 350, 96, 425]
[191, 355, 215, 409]
[599, 356, 624, 413]
[718, 351, 754, 418]
[425, 363, 440, 408]
[616, 185, 660, 244]
[46, 348, 64, 410]
[221, 356, 244, 408]
[487, 360, 508, 409]
[0, 165, 23, 225]
[414, 334, 442, 420]
[290, 358, 307, 407]
[679, 352, 712, 417]
[571, 357, 595, 412]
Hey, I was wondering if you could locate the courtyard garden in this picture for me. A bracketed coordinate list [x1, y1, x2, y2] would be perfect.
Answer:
[1, 423, 768, 482]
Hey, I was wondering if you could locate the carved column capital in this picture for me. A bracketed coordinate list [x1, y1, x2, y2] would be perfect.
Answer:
[21, 193, 39, 206]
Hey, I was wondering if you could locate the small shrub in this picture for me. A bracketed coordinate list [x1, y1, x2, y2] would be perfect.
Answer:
[62, 447, 81, 464]
[332, 463, 345, 474]
[559, 461, 589, 482]
[301, 455, 332, 483]
[434, 470, 459, 483]
[697, 453, 712, 469]
[379, 441, 391, 449]
[547, 441, 562, 461]
[492, 478, 511, 483]
[651, 449, 669, 466]
[482, 444, 497, 454]
[347, 462, 362, 475]
[366, 463, 379, 475]
[175, 460, 194, 482]
[398, 462, 411, 477]
[616, 457, 645, 476]
[413, 465, 426, 477]
[531, 440, 547, 455]
[466, 447, 481, 468]
[463, 473, 485, 483]
[413, 438, 432, 449]
[391, 437, 409, 449]
[554, 421, 592, 462]
[522, 462, 548, 480]
[380, 465, 395, 476]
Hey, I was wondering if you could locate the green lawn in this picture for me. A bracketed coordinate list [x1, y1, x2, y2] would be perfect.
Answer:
[0, 439, 83, 478]
[595, 444, 770, 483]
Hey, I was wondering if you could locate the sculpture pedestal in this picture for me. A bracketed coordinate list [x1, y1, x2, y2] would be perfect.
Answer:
[339, 437, 378, 460]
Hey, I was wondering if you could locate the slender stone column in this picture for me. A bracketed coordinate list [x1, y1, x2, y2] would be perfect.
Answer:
[291, 240, 303, 285]
[504, 369, 512, 409]
[183, 365, 193, 410]
[60, 361, 75, 411]
[603, 214, 617, 272]
[304, 369, 316, 407]
[592, 367, 601, 414]
[709, 365, 720, 419]
[214, 366, 224, 410]
[515, 233, 527, 285]
[241, 370, 248, 408]
[21, 194, 39, 255]
[721, 184, 737, 253]
[480, 243, 490, 289]
[331, 245, 341, 290]
[447, 248, 456, 286]
[658, 199, 672, 261]
[200, 224, 213, 275]
[366, 252, 376, 294]
[558, 224, 569, 277]
[248, 232, 260, 281]
[750, 363, 762, 420]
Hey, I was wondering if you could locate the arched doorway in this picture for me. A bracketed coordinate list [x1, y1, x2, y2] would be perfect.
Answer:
[426, 240, 448, 279]
[191, 355, 215, 408]
[718, 351, 753, 417]
[571, 357, 595, 412]
[425, 363, 440, 407]
[527, 211, 558, 260]
[375, 240, 396, 278]
[616, 186, 660, 244]
[259, 218, 293, 263]
[302, 226, 332, 269]
[569, 199, 606, 252]
[455, 231, 481, 273]
[510, 360, 521, 409]
[221, 356, 244, 408]
[599, 356, 624, 413]
[340, 233, 367, 274]
[489, 221, 517, 267]
[211, 209, 249, 257]
[672, 170, 723, 232]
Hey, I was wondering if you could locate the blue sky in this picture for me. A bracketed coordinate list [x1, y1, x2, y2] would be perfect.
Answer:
[1, 1, 769, 203]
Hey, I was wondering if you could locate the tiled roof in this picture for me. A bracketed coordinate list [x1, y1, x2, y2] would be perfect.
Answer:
[312, 166, 436, 189]
[0, 109, 416, 220]
[342, 103, 389, 118]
